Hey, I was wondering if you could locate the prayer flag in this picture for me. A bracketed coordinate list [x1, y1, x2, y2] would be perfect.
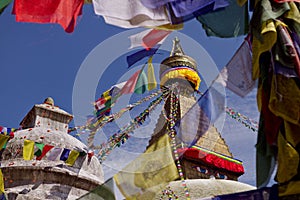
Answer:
[60, 148, 71, 161]
[92, 0, 170, 28]
[77, 178, 116, 200]
[129, 29, 170, 50]
[0, 0, 12, 14]
[12, 0, 84, 33]
[176, 83, 225, 146]
[66, 150, 80, 166]
[0, 169, 4, 194]
[142, 29, 171, 50]
[169, 0, 229, 18]
[0, 135, 9, 149]
[114, 134, 179, 199]
[147, 56, 157, 91]
[23, 140, 35, 160]
[197, 0, 249, 38]
[34, 142, 45, 157]
[127, 46, 160, 68]
[134, 70, 148, 94]
[47, 147, 62, 161]
[120, 70, 142, 94]
[95, 82, 126, 110]
[215, 39, 255, 97]
[1, 128, 6, 135]
[36, 144, 54, 160]
[152, 23, 184, 31]
[141, 0, 229, 24]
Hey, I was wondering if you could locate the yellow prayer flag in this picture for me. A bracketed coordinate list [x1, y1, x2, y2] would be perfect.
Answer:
[147, 23, 184, 31]
[252, 20, 278, 79]
[147, 56, 157, 91]
[23, 140, 35, 160]
[102, 89, 112, 101]
[65, 150, 80, 166]
[0, 135, 9, 149]
[0, 169, 4, 194]
[114, 134, 179, 199]
[236, 0, 247, 6]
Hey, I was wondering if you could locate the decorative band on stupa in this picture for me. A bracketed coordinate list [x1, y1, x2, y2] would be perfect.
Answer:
[160, 37, 201, 90]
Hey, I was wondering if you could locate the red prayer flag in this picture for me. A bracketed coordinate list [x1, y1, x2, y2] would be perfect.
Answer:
[36, 144, 54, 160]
[142, 29, 171, 50]
[120, 70, 141, 94]
[12, 0, 84, 33]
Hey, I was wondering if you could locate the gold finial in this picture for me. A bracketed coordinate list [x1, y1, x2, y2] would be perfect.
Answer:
[44, 97, 54, 106]
[170, 37, 185, 56]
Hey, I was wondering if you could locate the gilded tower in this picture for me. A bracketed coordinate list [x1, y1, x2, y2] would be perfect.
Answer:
[149, 38, 244, 181]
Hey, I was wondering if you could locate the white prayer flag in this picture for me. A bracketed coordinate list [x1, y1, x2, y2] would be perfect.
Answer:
[216, 40, 255, 97]
[92, 0, 170, 28]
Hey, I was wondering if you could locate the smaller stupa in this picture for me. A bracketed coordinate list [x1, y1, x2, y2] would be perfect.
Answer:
[1, 97, 104, 200]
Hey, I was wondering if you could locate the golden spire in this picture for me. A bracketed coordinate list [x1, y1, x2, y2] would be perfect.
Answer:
[170, 37, 185, 56]
[159, 37, 201, 90]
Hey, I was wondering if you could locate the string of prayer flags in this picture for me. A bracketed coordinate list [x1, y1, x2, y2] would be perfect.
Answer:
[147, 56, 157, 91]
[23, 140, 35, 160]
[0, 126, 17, 135]
[127, 45, 160, 68]
[225, 107, 259, 132]
[87, 90, 162, 147]
[96, 93, 165, 162]
[12, 0, 84, 33]
[94, 81, 125, 111]
[20, 140, 85, 166]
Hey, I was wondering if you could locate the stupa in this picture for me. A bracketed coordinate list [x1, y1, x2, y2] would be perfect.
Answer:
[1, 97, 104, 199]
[149, 38, 255, 199]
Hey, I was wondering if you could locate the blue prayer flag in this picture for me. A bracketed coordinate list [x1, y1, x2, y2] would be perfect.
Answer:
[141, 0, 229, 24]
[175, 83, 225, 146]
[127, 45, 160, 68]
[60, 148, 71, 161]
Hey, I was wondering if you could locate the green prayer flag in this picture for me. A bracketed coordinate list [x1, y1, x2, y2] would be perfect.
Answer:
[34, 143, 45, 157]
[134, 70, 148, 94]
[77, 178, 116, 200]
[197, 0, 249, 38]
[0, 0, 12, 14]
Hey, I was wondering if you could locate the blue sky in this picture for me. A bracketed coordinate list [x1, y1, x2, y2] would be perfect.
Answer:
[0, 3, 259, 187]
